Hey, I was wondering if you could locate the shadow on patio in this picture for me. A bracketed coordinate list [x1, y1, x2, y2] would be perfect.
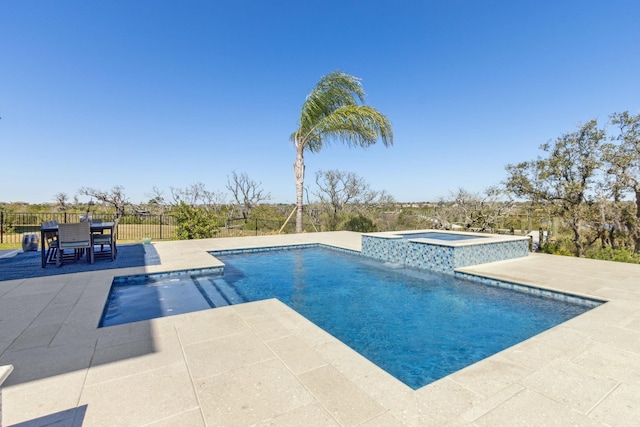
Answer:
[0, 243, 161, 281]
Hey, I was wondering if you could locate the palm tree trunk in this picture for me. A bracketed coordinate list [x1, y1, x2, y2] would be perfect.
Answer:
[634, 188, 640, 253]
[294, 145, 305, 233]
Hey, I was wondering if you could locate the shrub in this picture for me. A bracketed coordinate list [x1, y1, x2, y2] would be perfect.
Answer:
[341, 215, 377, 232]
[537, 240, 574, 256]
[172, 202, 220, 239]
[585, 247, 640, 264]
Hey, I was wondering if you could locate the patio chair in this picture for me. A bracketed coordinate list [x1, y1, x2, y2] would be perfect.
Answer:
[56, 222, 94, 267]
[92, 218, 119, 261]
[41, 220, 59, 264]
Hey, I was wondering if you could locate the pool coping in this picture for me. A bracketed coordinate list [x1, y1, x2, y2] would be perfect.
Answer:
[363, 229, 530, 247]
[1, 231, 639, 425]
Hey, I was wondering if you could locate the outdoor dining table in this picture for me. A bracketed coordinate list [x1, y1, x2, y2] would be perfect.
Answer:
[40, 222, 116, 268]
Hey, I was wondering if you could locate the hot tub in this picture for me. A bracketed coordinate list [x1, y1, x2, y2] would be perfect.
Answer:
[361, 230, 529, 273]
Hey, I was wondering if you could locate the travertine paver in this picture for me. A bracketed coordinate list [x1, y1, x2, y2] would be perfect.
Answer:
[267, 335, 328, 375]
[183, 329, 276, 380]
[588, 383, 640, 426]
[84, 328, 185, 386]
[79, 362, 199, 427]
[298, 364, 387, 426]
[519, 359, 618, 413]
[571, 342, 640, 385]
[254, 401, 341, 426]
[0, 231, 639, 426]
[472, 388, 602, 426]
[195, 358, 316, 426]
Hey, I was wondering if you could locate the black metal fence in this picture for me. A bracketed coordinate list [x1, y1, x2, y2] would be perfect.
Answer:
[0, 213, 313, 246]
[221, 217, 316, 236]
[0, 212, 179, 244]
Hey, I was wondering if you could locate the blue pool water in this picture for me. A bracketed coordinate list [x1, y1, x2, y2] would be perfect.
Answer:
[101, 246, 595, 389]
[399, 232, 487, 241]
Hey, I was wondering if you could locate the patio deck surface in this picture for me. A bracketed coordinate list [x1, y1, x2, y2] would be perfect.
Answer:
[0, 231, 639, 426]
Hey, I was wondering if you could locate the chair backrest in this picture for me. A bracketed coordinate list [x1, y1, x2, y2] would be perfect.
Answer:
[41, 220, 58, 239]
[91, 218, 103, 224]
[58, 222, 91, 243]
[112, 217, 120, 240]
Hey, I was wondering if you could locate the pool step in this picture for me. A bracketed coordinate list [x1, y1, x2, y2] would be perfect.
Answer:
[211, 277, 244, 305]
[193, 277, 229, 308]
[193, 276, 244, 308]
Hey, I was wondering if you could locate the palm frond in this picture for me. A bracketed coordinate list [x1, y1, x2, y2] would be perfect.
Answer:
[294, 71, 393, 153]
[312, 105, 393, 150]
[299, 71, 365, 134]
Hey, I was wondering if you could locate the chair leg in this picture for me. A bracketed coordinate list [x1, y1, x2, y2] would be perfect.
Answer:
[46, 247, 56, 264]
[56, 248, 62, 267]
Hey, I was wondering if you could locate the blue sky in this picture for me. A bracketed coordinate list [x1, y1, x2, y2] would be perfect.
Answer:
[1, 0, 639, 204]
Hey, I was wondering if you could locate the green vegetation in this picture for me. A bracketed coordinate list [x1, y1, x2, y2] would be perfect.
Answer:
[172, 202, 221, 240]
[341, 215, 377, 232]
[506, 112, 640, 259]
[585, 247, 640, 264]
[537, 239, 575, 257]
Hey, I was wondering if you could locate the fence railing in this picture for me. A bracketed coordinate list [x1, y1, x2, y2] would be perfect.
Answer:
[0, 212, 179, 244]
[222, 217, 315, 236]
[0, 213, 315, 246]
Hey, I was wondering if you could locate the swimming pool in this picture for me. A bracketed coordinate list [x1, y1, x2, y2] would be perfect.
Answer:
[100, 246, 598, 389]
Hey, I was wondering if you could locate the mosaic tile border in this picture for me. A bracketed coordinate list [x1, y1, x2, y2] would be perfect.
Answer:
[455, 271, 605, 308]
[113, 244, 360, 285]
[112, 266, 225, 285]
[209, 243, 361, 257]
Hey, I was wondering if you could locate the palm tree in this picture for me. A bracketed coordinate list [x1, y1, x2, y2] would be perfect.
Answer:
[291, 71, 394, 233]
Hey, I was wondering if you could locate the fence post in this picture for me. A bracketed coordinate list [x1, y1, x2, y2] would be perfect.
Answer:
[255, 218, 258, 236]
[160, 215, 163, 240]
[1, 212, 3, 244]
[539, 228, 544, 247]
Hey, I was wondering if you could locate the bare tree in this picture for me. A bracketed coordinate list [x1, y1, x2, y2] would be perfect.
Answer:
[169, 182, 226, 211]
[226, 171, 271, 218]
[170, 183, 205, 206]
[432, 187, 516, 232]
[146, 186, 166, 205]
[78, 186, 130, 217]
[314, 169, 394, 212]
[314, 170, 365, 213]
[312, 169, 395, 231]
[54, 192, 69, 211]
[143, 186, 168, 216]
[371, 189, 396, 208]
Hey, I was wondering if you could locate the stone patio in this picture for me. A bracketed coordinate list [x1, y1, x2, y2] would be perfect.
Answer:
[1, 231, 639, 426]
